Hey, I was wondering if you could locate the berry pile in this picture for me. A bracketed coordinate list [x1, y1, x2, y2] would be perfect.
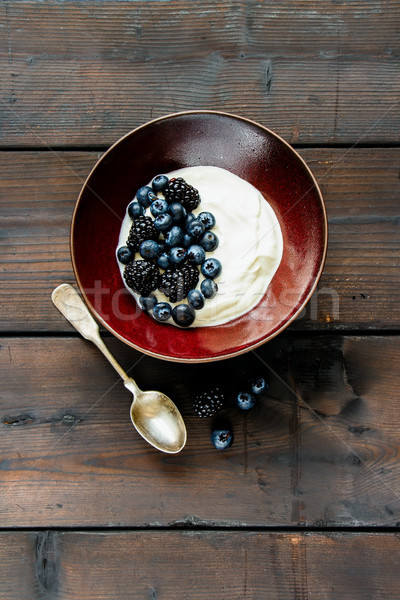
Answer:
[192, 375, 268, 450]
[117, 175, 222, 327]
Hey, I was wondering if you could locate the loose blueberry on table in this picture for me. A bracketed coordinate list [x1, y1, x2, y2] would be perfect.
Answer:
[117, 175, 222, 327]
[211, 428, 234, 450]
[236, 391, 256, 411]
[249, 376, 267, 395]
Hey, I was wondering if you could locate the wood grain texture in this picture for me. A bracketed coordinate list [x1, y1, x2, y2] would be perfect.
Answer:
[1, 149, 399, 331]
[0, 533, 37, 599]
[0, 531, 399, 599]
[0, 1, 399, 146]
[2, 334, 400, 527]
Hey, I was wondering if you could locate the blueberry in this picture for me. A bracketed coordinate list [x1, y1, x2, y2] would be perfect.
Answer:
[117, 246, 134, 265]
[169, 246, 187, 266]
[182, 233, 193, 248]
[150, 198, 169, 217]
[187, 245, 206, 265]
[158, 242, 166, 255]
[168, 202, 187, 224]
[187, 289, 205, 310]
[211, 428, 233, 450]
[152, 174, 169, 193]
[136, 186, 153, 208]
[139, 240, 160, 260]
[185, 213, 197, 229]
[139, 294, 157, 311]
[153, 302, 172, 322]
[127, 201, 144, 219]
[201, 278, 218, 299]
[172, 304, 195, 327]
[199, 231, 219, 252]
[249, 376, 267, 396]
[201, 258, 222, 279]
[187, 219, 205, 238]
[236, 391, 256, 411]
[165, 226, 184, 248]
[157, 252, 171, 270]
[154, 213, 173, 231]
[198, 211, 216, 230]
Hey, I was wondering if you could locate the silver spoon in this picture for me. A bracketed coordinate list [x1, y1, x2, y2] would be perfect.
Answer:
[51, 284, 187, 454]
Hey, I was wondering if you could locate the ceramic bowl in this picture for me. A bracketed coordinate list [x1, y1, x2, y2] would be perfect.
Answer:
[71, 111, 327, 362]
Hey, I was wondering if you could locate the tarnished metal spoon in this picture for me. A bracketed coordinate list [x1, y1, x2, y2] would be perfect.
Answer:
[51, 284, 187, 454]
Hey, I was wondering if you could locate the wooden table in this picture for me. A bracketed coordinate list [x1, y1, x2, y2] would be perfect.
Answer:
[1, 2, 399, 598]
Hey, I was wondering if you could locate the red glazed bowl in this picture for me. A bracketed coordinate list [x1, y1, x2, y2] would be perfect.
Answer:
[71, 111, 327, 363]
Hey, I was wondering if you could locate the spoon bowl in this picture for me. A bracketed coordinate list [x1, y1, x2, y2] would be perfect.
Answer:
[124, 380, 187, 453]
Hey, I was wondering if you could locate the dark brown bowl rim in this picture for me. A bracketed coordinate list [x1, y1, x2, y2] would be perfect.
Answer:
[70, 110, 328, 363]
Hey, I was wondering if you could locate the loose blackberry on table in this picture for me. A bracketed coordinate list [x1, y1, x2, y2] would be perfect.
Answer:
[193, 385, 226, 417]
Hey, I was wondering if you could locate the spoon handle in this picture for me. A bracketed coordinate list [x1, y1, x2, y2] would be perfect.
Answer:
[51, 284, 137, 389]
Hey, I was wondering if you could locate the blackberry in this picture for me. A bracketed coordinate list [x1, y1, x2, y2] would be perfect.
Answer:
[124, 260, 159, 296]
[193, 385, 225, 418]
[126, 216, 158, 252]
[164, 177, 201, 212]
[159, 264, 199, 303]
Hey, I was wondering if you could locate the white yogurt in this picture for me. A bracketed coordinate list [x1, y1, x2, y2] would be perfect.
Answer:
[117, 166, 283, 327]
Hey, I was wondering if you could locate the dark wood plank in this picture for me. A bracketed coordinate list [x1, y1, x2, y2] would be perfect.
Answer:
[0, 533, 37, 600]
[0, 151, 95, 331]
[294, 148, 400, 330]
[1, 149, 399, 331]
[2, 335, 400, 527]
[0, 1, 399, 146]
[0, 531, 399, 599]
